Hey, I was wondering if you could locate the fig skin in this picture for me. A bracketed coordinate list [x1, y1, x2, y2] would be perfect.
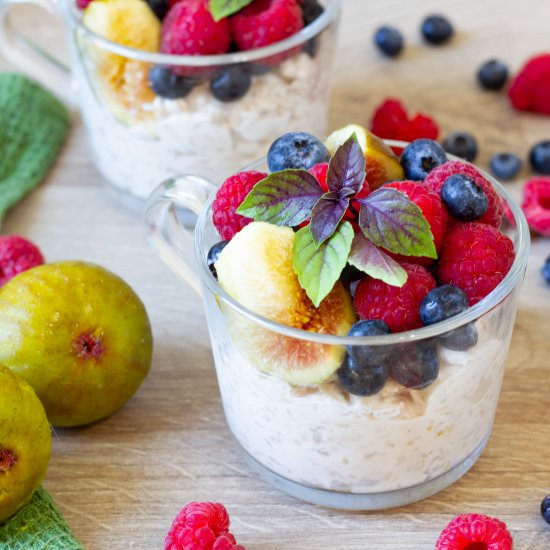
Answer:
[0, 261, 153, 427]
[0, 365, 51, 523]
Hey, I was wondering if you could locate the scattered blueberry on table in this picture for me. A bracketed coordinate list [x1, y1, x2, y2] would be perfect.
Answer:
[490, 152, 522, 180]
[542, 257, 550, 286]
[442, 131, 478, 162]
[421, 15, 454, 45]
[374, 26, 404, 57]
[529, 141, 550, 175]
[477, 59, 509, 90]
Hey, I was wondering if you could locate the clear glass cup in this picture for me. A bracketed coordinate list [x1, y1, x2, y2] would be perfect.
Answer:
[144, 144, 530, 510]
[0, 0, 341, 209]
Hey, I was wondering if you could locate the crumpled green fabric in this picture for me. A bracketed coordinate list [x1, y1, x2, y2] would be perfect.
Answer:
[0, 487, 84, 549]
[0, 73, 70, 221]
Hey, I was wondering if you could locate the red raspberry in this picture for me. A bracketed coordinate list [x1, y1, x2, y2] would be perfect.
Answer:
[353, 263, 436, 333]
[371, 98, 439, 144]
[383, 180, 448, 265]
[438, 223, 515, 306]
[0, 235, 44, 287]
[164, 502, 245, 550]
[424, 160, 505, 228]
[77, 0, 93, 8]
[508, 53, 550, 115]
[230, 0, 304, 51]
[435, 513, 513, 550]
[161, 0, 231, 56]
[521, 177, 550, 236]
[212, 171, 267, 240]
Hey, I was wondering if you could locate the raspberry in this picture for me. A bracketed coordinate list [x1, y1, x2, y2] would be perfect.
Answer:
[353, 263, 436, 332]
[371, 98, 439, 144]
[435, 513, 513, 550]
[438, 223, 515, 306]
[424, 160, 505, 228]
[383, 180, 448, 264]
[230, 0, 304, 51]
[521, 177, 550, 235]
[212, 171, 267, 240]
[77, 0, 93, 8]
[0, 235, 44, 287]
[161, 0, 231, 56]
[164, 502, 245, 550]
[508, 53, 550, 115]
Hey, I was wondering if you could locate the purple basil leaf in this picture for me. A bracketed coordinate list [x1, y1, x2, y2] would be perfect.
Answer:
[348, 233, 408, 287]
[326, 133, 366, 193]
[236, 169, 323, 227]
[358, 187, 437, 259]
[310, 191, 349, 246]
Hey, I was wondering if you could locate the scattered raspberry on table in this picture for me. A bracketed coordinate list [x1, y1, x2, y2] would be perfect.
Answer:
[521, 177, 550, 236]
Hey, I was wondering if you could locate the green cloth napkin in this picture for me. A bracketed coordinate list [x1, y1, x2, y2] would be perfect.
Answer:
[0, 488, 84, 549]
[0, 72, 70, 221]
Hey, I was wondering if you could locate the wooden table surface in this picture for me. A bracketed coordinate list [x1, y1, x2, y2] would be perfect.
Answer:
[2, 1, 550, 548]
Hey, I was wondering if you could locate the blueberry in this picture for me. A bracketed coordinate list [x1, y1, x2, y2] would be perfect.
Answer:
[148, 66, 195, 99]
[210, 66, 251, 102]
[421, 15, 454, 45]
[419, 284, 469, 325]
[346, 320, 393, 365]
[440, 323, 478, 351]
[301, 0, 324, 25]
[441, 131, 478, 162]
[340, 264, 364, 286]
[542, 256, 550, 286]
[390, 342, 439, 389]
[207, 241, 228, 278]
[441, 174, 488, 221]
[490, 152, 522, 180]
[477, 59, 509, 91]
[337, 354, 388, 396]
[267, 132, 330, 172]
[247, 64, 271, 76]
[529, 141, 550, 175]
[374, 26, 404, 57]
[400, 139, 448, 181]
[146, 0, 169, 20]
[541, 494, 550, 525]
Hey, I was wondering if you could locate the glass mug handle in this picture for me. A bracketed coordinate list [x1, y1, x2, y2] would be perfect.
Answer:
[144, 175, 218, 297]
[0, 0, 73, 102]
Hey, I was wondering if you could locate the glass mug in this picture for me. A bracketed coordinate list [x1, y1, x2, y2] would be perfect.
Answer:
[144, 144, 530, 510]
[0, 0, 341, 209]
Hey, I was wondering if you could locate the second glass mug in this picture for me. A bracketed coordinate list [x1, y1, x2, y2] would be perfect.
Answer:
[0, 0, 341, 208]
[144, 144, 530, 510]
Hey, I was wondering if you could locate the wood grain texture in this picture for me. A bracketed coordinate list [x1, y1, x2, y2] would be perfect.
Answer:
[2, 1, 550, 548]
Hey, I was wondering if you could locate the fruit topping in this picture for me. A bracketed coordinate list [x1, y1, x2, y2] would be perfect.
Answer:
[77, 0, 93, 8]
[421, 15, 454, 45]
[371, 98, 439, 144]
[213, 170, 267, 240]
[508, 53, 550, 115]
[435, 513, 513, 550]
[210, 66, 252, 102]
[389, 342, 439, 389]
[0, 235, 44, 287]
[543, 256, 550, 286]
[440, 323, 478, 351]
[521, 176, 550, 236]
[441, 131, 478, 162]
[215, 222, 355, 385]
[400, 139, 448, 181]
[337, 354, 389, 396]
[542, 494, 550, 525]
[441, 174, 488, 222]
[300, 0, 324, 25]
[477, 59, 509, 91]
[419, 284, 469, 326]
[425, 160, 505, 227]
[529, 140, 550, 175]
[207, 241, 229, 278]
[230, 0, 304, 51]
[353, 263, 436, 333]
[438, 222, 515, 305]
[161, 0, 231, 56]
[346, 319, 392, 365]
[267, 131, 330, 172]
[324, 124, 404, 189]
[373, 26, 404, 57]
[147, 0, 169, 20]
[164, 502, 245, 550]
[489, 152, 522, 181]
[148, 66, 196, 99]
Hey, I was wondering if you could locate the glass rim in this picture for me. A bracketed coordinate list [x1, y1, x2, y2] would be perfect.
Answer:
[195, 139, 530, 346]
[62, 0, 341, 66]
